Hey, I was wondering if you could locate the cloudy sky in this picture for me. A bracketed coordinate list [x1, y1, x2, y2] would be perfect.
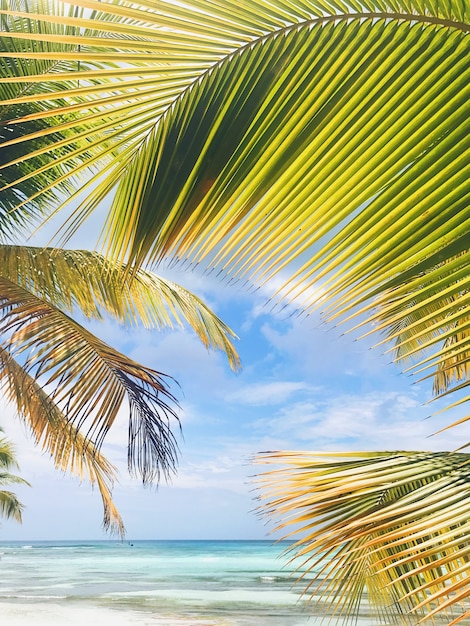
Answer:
[0, 214, 466, 542]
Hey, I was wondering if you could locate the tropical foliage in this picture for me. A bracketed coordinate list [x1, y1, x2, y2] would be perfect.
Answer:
[0, 1, 241, 534]
[257, 451, 470, 625]
[0, 427, 29, 523]
[0, 0, 469, 621]
[0, 249, 240, 535]
[0, 246, 240, 534]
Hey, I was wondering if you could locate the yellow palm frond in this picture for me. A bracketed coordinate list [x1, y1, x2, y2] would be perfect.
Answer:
[0, 347, 124, 534]
[257, 451, 470, 625]
[0, 245, 240, 370]
[0, 275, 179, 484]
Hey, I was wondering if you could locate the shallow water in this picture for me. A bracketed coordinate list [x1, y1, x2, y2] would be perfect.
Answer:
[0, 540, 316, 625]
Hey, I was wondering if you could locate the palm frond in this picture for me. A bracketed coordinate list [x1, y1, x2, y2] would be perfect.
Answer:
[348, 253, 470, 429]
[256, 450, 470, 625]
[0, 1, 119, 237]
[0, 428, 29, 522]
[0, 489, 24, 522]
[0, 426, 19, 469]
[0, 275, 180, 484]
[0, 347, 124, 534]
[0, 245, 241, 370]
[0, 0, 467, 416]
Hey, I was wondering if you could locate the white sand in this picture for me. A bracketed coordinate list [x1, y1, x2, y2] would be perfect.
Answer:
[0, 602, 229, 625]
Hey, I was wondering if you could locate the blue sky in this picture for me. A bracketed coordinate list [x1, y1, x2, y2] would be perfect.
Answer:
[0, 218, 466, 541]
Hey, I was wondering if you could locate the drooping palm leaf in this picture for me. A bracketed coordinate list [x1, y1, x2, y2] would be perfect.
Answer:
[0, 0, 468, 414]
[0, 274, 180, 484]
[0, 244, 239, 525]
[0, 488, 24, 522]
[256, 451, 470, 625]
[0, 348, 124, 534]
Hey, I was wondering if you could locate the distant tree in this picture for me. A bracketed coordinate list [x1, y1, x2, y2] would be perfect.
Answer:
[0, 428, 29, 523]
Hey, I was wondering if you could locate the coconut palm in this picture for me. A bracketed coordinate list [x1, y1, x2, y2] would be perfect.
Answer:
[0, 257, 240, 537]
[0, 0, 469, 619]
[0, 427, 29, 523]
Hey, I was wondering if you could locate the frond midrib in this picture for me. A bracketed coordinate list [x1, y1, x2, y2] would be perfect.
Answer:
[2, 9, 468, 182]
[124, 11, 470, 163]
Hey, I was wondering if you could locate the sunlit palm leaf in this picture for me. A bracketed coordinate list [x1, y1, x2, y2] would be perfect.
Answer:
[347, 253, 470, 428]
[0, 275, 180, 483]
[0, 1, 119, 236]
[256, 451, 470, 625]
[0, 1, 466, 284]
[0, 0, 468, 414]
[0, 348, 124, 534]
[0, 488, 24, 522]
[0, 245, 240, 370]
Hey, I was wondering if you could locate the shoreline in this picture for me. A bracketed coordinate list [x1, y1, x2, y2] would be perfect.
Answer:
[0, 601, 229, 626]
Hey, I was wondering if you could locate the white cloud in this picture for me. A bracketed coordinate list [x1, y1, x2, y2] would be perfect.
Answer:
[226, 380, 312, 406]
[251, 389, 466, 453]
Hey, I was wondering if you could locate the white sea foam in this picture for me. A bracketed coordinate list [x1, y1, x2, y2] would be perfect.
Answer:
[107, 587, 300, 606]
[0, 540, 349, 626]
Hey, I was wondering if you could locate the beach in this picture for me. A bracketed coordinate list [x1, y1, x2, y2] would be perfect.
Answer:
[0, 602, 207, 625]
[0, 602, 316, 626]
[0, 602, 226, 625]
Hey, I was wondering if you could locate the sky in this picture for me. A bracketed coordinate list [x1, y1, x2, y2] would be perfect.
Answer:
[0, 215, 467, 542]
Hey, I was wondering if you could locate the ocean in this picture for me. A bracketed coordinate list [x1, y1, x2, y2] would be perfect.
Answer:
[0, 539, 317, 626]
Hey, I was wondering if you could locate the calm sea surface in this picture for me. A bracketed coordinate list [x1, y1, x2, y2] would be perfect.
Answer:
[0, 540, 315, 625]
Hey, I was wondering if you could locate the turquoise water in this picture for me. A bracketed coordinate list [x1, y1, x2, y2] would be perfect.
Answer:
[0, 540, 314, 625]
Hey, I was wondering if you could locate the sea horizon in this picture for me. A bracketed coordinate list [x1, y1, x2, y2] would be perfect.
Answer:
[0, 538, 288, 543]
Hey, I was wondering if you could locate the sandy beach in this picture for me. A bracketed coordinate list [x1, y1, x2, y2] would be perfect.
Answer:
[0, 602, 230, 626]
[0, 599, 317, 626]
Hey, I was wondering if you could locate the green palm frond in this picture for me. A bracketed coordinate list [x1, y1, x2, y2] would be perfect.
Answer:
[0, 1, 119, 237]
[0, 348, 124, 534]
[0, 274, 180, 484]
[345, 252, 470, 430]
[256, 451, 470, 625]
[0, 426, 21, 471]
[0, 427, 29, 523]
[0, 245, 240, 370]
[0, 0, 468, 414]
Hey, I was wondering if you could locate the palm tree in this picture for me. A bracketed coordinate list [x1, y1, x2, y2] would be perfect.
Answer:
[1, 0, 469, 620]
[0, 427, 29, 523]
